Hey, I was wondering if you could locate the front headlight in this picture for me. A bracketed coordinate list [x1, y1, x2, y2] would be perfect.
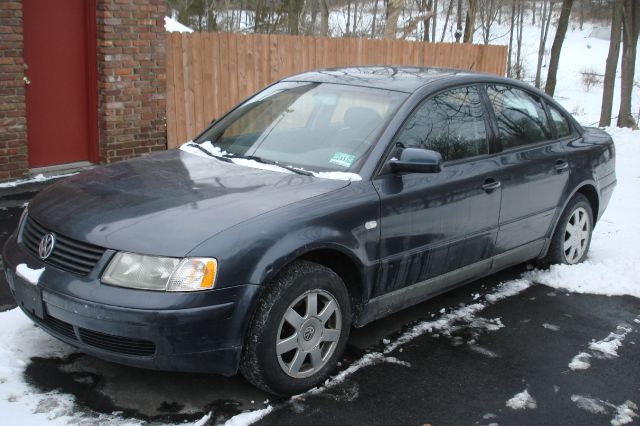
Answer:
[102, 252, 217, 291]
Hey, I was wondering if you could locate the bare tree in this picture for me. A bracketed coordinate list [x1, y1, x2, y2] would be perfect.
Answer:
[320, 0, 329, 36]
[507, 0, 516, 77]
[545, 0, 574, 96]
[515, 0, 524, 78]
[535, 0, 554, 88]
[385, 0, 433, 39]
[372, 0, 379, 37]
[432, 0, 438, 41]
[463, 0, 478, 43]
[456, 0, 463, 42]
[599, 0, 622, 126]
[617, 0, 640, 128]
[441, 0, 455, 41]
[384, 0, 403, 39]
[478, 0, 504, 45]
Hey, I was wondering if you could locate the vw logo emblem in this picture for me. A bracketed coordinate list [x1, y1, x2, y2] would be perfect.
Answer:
[303, 326, 315, 341]
[38, 233, 56, 260]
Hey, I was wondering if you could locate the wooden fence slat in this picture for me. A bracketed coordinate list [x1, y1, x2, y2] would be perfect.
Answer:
[165, 32, 507, 148]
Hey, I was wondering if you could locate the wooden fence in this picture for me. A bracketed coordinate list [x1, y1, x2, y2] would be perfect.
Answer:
[166, 32, 507, 148]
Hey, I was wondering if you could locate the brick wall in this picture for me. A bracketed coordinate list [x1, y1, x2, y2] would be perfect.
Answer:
[96, 0, 167, 163]
[0, 0, 28, 180]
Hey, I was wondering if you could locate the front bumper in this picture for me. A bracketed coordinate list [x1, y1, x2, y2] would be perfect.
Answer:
[3, 235, 261, 376]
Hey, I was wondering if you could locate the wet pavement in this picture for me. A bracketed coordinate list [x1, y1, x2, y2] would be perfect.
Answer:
[1, 188, 638, 425]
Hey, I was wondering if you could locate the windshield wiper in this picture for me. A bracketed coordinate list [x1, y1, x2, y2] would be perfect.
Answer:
[241, 155, 314, 176]
[186, 142, 232, 162]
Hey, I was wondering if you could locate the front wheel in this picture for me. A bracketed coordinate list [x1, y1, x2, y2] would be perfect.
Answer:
[240, 260, 351, 395]
[539, 193, 593, 267]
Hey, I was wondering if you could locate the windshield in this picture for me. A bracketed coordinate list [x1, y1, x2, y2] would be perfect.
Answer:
[193, 82, 408, 173]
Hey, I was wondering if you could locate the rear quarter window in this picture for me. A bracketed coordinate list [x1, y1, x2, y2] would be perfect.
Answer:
[547, 103, 573, 138]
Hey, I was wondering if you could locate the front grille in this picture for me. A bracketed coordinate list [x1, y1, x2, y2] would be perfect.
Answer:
[42, 315, 77, 341]
[21, 215, 105, 275]
[78, 328, 156, 357]
[27, 310, 78, 341]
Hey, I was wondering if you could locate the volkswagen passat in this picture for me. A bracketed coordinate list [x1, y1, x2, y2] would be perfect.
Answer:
[3, 67, 616, 395]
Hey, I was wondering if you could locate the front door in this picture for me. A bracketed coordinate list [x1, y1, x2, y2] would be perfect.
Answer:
[373, 85, 501, 297]
[23, 0, 96, 167]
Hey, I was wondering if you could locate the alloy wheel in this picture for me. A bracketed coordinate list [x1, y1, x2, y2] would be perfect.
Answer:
[275, 289, 342, 378]
[563, 206, 590, 264]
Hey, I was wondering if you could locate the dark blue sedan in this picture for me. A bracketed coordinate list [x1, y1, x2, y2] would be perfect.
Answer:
[3, 67, 616, 395]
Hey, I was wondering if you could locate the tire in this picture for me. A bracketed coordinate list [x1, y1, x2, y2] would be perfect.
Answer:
[538, 193, 593, 268]
[240, 260, 351, 395]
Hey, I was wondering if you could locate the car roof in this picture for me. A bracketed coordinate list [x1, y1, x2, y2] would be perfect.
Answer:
[281, 66, 509, 93]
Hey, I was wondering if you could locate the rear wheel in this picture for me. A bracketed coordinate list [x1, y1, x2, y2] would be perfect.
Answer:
[240, 260, 351, 395]
[539, 193, 593, 267]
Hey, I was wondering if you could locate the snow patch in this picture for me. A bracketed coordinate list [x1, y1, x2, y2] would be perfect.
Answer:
[222, 406, 273, 426]
[542, 323, 560, 331]
[0, 172, 77, 189]
[179, 141, 362, 181]
[569, 352, 592, 370]
[15, 264, 44, 285]
[506, 389, 537, 410]
[612, 401, 639, 426]
[164, 16, 193, 33]
[589, 327, 632, 358]
[571, 395, 608, 414]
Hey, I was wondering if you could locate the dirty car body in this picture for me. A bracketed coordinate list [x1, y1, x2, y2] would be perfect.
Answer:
[3, 67, 616, 386]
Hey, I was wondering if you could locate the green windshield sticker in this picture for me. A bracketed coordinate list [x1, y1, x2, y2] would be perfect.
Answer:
[329, 152, 356, 168]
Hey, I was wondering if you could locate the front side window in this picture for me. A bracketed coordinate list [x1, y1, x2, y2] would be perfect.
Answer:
[487, 85, 552, 149]
[194, 82, 408, 173]
[395, 86, 489, 161]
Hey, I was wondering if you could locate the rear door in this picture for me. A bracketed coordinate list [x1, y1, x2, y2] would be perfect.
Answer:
[484, 84, 572, 267]
[372, 85, 502, 297]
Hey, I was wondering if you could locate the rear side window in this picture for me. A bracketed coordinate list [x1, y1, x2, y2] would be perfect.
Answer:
[487, 85, 552, 149]
[547, 103, 572, 138]
[396, 86, 488, 161]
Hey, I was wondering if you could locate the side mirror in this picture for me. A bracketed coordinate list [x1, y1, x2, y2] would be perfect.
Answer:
[389, 148, 443, 174]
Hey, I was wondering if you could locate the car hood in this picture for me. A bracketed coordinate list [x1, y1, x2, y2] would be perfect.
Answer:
[28, 150, 350, 256]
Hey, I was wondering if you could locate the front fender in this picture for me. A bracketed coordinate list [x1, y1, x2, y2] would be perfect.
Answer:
[187, 181, 381, 292]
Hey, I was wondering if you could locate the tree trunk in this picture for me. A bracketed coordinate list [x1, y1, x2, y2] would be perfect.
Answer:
[455, 0, 463, 42]
[353, 0, 359, 36]
[423, 0, 433, 41]
[384, 0, 403, 39]
[532, 0, 536, 25]
[579, 0, 584, 30]
[599, 0, 623, 127]
[441, 0, 455, 41]
[372, 0, 379, 37]
[346, 0, 352, 35]
[545, 0, 574, 96]
[507, 0, 516, 77]
[617, 0, 640, 128]
[432, 0, 438, 41]
[463, 0, 477, 43]
[288, 0, 301, 35]
[535, 0, 553, 88]
[516, 0, 524, 78]
[320, 0, 329, 36]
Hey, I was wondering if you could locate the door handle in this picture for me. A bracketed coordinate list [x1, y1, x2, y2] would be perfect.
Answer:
[482, 178, 501, 193]
[555, 160, 569, 173]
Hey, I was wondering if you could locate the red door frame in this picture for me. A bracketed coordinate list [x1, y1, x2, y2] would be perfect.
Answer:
[84, 0, 99, 164]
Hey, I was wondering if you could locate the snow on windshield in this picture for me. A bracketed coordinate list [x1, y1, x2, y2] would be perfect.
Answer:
[179, 141, 362, 181]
